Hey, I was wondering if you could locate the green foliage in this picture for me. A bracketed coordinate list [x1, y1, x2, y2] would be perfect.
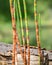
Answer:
[0, 0, 52, 20]
[0, 0, 52, 50]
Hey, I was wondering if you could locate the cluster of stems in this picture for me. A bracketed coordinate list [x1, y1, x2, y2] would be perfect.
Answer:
[9, 0, 43, 65]
[17, 0, 27, 65]
[9, 0, 24, 65]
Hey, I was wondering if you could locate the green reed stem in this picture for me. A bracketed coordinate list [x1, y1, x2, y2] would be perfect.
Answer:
[17, 0, 25, 45]
[34, 0, 41, 65]
[39, 13, 41, 41]
[23, 0, 29, 46]
[23, 0, 30, 65]
[15, 0, 21, 44]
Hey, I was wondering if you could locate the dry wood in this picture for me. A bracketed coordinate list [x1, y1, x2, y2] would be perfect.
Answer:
[0, 53, 52, 65]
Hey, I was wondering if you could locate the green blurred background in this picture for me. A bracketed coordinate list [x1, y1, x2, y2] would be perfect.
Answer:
[0, 0, 52, 50]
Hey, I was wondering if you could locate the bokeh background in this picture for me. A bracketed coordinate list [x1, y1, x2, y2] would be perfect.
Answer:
[0, 0, 52, 50]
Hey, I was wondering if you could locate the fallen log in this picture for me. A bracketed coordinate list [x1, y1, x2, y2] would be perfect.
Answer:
[0, 42, 52, 65]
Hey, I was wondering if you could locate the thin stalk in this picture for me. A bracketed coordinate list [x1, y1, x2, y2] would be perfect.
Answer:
[16, 1, 19, 22]
[15, 0, 24, 61]
[34, 0, 41, 65]
[23, 0, 30, 65]
[9, 0, 24, 65]
[15, 0, 24, 62]
[16, 0, 21, 44]
[17, 0, 25, 46]
[9, 0, 17, 65]
[15, 46, 18, 65]
[39, 14, 41, 43]
[38, 13, 44, 64]
[17, 0, 26, 64]
[14, 0, 18, 65]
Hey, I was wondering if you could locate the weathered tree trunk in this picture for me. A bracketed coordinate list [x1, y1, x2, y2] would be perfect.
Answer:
[0, 43, 52, 65]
